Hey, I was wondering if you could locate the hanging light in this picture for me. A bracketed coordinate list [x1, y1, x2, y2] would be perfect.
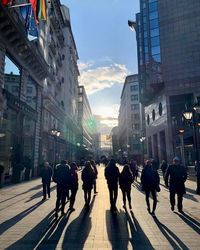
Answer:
[183, 111, 193, 120]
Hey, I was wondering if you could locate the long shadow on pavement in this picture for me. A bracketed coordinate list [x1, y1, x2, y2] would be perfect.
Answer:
[153, 217, 190, 250]
[5, 210, 55, 250]
[175, 212, 200, 235]
[25, 185, 56, 203]
[61, 195, 96, 249]
[0, 184, 43, 204]
[0, 200, 45, 235]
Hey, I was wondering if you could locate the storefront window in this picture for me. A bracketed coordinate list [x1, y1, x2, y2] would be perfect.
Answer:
[23, 117, 35, 163]
[26, 77, 37, 110]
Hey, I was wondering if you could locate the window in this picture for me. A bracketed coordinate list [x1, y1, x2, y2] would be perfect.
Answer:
[149, 11, 158, 20]
[151, 46, 160, 55]
[150, 19, 159, 29]
[152, 54, 161, 62]
[133, 123, 140, 130]
[149, 0, 157, 2]
[11, 86, 19, 92]
[27, 87, 32, 93]
[131, 104, 139, 110]
[151, 36, 160, 47]
[134, 114, 140, 120]
[144, 37, 148, 46]
[144, 46, 148, 53]
[131, 95, 138, 101]
[159, 102, 163, 116]
[130, 85, 138, 91]
[150, 28, 159, 37]
[149, 2, 157, 12]
[147, 114, 150, 125]
[78, 96, 83, 102]
[152, 109, 155, 121]
[145, 53, 149, 62]
[26, 96, 32, 103]
[143, 23, 147, 31]
[144, 31, 147, 38]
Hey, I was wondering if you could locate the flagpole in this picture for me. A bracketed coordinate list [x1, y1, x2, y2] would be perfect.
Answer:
[9, 3, 32, 8]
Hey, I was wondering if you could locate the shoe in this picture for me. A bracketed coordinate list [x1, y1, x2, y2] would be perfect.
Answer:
[171, 206, 174, 211]
[69, 207, 75, 212]
[178, 209, 184, 214]
[48, 195, 51, 198]
[129, 204, 132, 210]
[94, 191, 98, 194]
[42, 197, 46, 201]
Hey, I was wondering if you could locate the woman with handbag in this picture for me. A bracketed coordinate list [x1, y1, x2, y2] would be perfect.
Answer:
[141, 160, 160, 217]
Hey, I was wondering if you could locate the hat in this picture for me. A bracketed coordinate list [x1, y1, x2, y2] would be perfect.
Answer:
[173, 156, 180, 162]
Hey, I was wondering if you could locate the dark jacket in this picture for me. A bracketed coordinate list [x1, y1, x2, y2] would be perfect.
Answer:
[81, 167, 95, 190]
[93, 165, 98, 179]
[105, 165, 120, 188]
[130, 164, 138, 177]
[165, 164, 187, 194]
[161, 162, 168, 173]
[70, 166, 78, 190]
[119, 172, 133, 191]
[53, 164, 71, 189]
[195, 163, 200, 176]
[41, 167, 52, 183]
[141, 165, 160, 191]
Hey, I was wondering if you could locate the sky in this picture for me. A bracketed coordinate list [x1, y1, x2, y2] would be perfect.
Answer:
[62, 0, 139, 121]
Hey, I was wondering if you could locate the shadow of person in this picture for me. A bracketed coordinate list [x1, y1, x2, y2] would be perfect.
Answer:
[183, 193, 198, 202]
[186, 187, 197, 195]
[25, 185, 57, 203]
[106, 209, 129, 249]
[153, 216, 190, 250]
[36, 209, 74, 250]
[61, 195, 96, 249]
[129, 210, 154, 249]
[174, 212, 200, 235]
[0, 184, 43, 204]
[0, 200, 45, 235]
[5, 210, 55, 250]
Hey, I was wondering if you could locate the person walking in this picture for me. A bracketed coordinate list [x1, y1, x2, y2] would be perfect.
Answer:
[69, 162, 79, 211]
[141, 160, 160, 216]
[53, 160, 72, 218]
[105, 159, 120, 212]
[41, 162, 53, 201]
[81, 161, 96, 208]
[165, 156, 188, 213]
[129, 160, 138, 181]
[91, 160, 98, 194]
[119, 164, 133, 209]
[195, 160, 200, 194]
[160, 160, 168, 180]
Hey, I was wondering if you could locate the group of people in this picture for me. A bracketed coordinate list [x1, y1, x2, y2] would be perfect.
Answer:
[40, 155, 194, 218]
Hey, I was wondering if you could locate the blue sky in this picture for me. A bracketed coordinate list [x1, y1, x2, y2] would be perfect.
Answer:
[62, 0, 139, 118]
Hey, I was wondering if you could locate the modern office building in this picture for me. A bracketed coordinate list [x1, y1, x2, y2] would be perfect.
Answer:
[118, 74, 142, 162]
[133, 0, 200, 164]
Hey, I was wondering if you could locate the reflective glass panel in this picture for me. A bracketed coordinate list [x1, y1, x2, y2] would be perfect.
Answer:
[144, 38, 148, 46]
[145, 53, 149, 62]
[149, 2, 157, 12]
[150, 28, 159, 37]
[144, 46, 148, 53]
[151, 36, 160, 47]
[151, 46, 160, 55]
[150, 18, 159, 29]
[144, 31, 147, 38]
[152, 54, 161, 62]
[143, 23, 147, 31]
[143, 9, 146, 16]
[149, 11, 158, 20]
[149, 0, 157, 3]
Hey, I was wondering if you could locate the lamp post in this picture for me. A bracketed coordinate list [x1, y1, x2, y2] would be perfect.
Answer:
[51, 128, 60, 167]
[127, 144, 130, 160]
[178, 129, 186, 166]
[140, 136, 146, 166]
[183, 101, 200, 163]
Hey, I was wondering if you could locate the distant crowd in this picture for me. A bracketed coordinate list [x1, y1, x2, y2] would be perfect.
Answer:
[40, 156, 200, 218]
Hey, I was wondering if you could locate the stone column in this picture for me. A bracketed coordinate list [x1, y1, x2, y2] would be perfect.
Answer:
[33, 86, 42, 176]
[20, 68, 28, 102]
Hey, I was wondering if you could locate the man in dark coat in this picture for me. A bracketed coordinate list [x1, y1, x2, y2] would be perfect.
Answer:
[41, 162, 53, 200]
[53, 160, 72, 218]
[195, 160, 200, 195]
[105, 159, 120, 212]
[165, 156, 187, 213]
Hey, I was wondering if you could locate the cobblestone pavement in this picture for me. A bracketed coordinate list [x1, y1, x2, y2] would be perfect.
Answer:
[0, 165, 199, 250]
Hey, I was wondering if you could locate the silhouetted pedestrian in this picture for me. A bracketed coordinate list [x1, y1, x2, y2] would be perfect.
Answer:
[82, 161, 96, 208]
[130, 160, 139, 181]
[91, 160, 98, 194]
[165, 156, 187, 213]
[160, 160, 168, 180]
[195, 160, 200, 195]
[119, 164, 133, 209]
[41, 162, 53, 201]
[69, 162, 79, 211]
[141, 160, 160, 216]
[105, 159, 120, 212]
[53, 160, 72, 218]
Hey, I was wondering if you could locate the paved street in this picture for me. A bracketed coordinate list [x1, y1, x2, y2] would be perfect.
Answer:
[0, 165, 200, 250]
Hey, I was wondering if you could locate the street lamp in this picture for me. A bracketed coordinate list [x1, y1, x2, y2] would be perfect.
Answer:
[140, 136, 146, 166]
[51, 128, 60, 167]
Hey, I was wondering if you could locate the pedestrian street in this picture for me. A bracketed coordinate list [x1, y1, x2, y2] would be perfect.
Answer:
[0, 165, 200, 249]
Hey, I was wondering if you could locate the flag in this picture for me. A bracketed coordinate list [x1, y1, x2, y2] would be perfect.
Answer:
[29, 0, 39, 24]
[2, 0, 14, 5]
[20, 5, 32, 35]
[37, 0, 46, 21]
[28, 7, 38, 37]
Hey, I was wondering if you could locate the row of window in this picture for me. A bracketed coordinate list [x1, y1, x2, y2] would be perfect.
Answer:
[131, 104, 139, 110]
[130, 85, 138, 91]
[131, 94, 138, 101]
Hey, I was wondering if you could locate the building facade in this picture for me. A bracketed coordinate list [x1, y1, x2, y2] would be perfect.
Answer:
[118, 74, 142, 162]
[135, 0, 200, 165]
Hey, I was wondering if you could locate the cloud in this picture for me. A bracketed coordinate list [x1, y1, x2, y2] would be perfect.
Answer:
[78, 61, 129, 95]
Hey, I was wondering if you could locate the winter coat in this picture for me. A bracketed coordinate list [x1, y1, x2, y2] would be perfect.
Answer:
[105, 165, 120, 188]
[130, 164, 138, 177]
[93, 165, 98, 179]
[119, 172, 133, 191]
[41, 167, 53, 183]
[161, 162, 168, 173]
[165, 164, 187, 194]
[141, 165, 160, 191]
[70, 166, 78, 190]
[53, 164, 72, 189]
[81, 167, 95, 190]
